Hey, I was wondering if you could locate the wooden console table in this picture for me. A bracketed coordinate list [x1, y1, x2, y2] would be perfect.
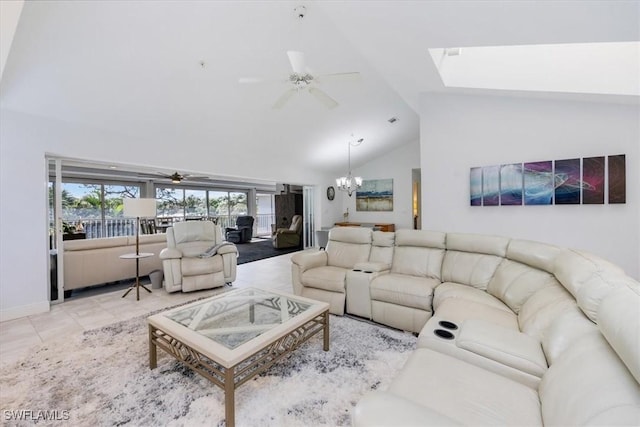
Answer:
[334, 222, 395, 232]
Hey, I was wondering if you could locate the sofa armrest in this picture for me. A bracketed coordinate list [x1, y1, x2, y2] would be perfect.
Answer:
[457, 319, 548, 377]
[217, 244, 238, 256]
[353, 391, 462, 426]
[291, 251, 327, 272]
[353, 261, 391, 273]
[160, 247, 182, 260]
[275, 228, 297, 235]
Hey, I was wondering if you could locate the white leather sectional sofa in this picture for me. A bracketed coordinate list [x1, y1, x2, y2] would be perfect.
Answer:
[290, 228, 640, 425]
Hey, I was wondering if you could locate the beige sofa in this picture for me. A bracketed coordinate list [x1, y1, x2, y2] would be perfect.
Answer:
[63, 233, 166, 292]
[291, 228, 640, 425]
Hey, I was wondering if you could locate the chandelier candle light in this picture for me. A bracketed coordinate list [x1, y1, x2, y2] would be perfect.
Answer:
[336, 137, 363, 197]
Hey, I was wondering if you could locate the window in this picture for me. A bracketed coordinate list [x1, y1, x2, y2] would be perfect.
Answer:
[156, 187, 250, 228]
[156, 187, 184, 220]
[208, 190, 248, 229]
[59, 182, 140, 238]
[185, 189, 207, 218]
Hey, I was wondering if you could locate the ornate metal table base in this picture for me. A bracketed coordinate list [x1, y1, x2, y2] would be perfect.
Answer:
[149, 310, 329, 427]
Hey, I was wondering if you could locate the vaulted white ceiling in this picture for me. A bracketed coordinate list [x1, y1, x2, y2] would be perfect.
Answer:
[1, 1, 638, 184]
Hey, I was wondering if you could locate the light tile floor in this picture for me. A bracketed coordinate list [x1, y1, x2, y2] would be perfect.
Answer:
[0, 251, 307, 368]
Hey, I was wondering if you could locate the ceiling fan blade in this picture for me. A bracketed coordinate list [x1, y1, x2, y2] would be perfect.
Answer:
[272, 88, 297, 109]
[315, 72, 361, 83]
[287, 51, 306, 74]
[308, 87, 339, 109]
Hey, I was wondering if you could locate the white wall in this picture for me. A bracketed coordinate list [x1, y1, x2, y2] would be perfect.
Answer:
[420, 93, 639, 278]
[0, 109, 327, 320]
[335, 139, 420, 230]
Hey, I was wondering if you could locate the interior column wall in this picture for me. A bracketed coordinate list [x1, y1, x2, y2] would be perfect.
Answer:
[420, 93, 639, 278]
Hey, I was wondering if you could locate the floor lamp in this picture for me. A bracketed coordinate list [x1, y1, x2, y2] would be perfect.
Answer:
[122, 198, 157, 300]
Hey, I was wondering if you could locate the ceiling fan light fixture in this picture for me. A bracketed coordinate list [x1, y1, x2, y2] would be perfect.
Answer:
[170, 172, 182, 183]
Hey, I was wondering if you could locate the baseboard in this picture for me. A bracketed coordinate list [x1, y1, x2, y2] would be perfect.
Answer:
[0, 300, 50, 322]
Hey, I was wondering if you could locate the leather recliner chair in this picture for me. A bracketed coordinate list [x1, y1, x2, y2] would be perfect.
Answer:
[226, 215, 254, 244]
[272, 214, 303, 249]
[160, 221, 238, 292]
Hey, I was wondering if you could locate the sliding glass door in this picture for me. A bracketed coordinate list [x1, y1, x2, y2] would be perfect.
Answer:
[47, 158, 64, 303]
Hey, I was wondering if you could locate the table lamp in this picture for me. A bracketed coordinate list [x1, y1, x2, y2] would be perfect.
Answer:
[123, 198, 157, 255]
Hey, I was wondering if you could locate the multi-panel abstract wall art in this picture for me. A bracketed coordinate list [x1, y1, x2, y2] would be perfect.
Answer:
[470, 154, 626, 207]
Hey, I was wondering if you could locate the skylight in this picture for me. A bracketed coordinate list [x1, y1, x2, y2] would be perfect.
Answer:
[429, 42, 639, 96]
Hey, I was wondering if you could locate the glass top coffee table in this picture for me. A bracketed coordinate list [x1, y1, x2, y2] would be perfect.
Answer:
[147, 287, 330, 427]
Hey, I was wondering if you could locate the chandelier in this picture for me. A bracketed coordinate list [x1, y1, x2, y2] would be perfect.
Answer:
[336, 137, 363, 197]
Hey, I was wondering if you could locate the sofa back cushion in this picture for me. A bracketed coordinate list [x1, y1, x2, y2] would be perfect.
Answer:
[518, 284, 577, 341]
[64, 236, 129, 251]
[369, 231, 395, 266]
[445, 233, 510, 257]
[506, 239, 561, 274]
[539, 332, 640, 426]
[132, 233, 167, 246]
[597, 283, 640, 384]
[487, 259, 559, 314]
[554, 249, 629, 323]
[391, 230, 446, 279]
[326, 227, 372, 269]
[441, 233, 509, 290]
[168, 221, 220, 247]
[542, 306, 598, 365]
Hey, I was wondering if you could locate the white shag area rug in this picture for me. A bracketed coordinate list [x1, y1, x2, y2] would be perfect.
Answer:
[1, 309, 416, 426]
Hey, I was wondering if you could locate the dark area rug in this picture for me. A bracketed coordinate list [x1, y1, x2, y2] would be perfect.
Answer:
[236, 238, 302, 264]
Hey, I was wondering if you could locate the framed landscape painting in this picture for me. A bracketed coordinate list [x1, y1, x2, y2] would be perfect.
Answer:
[356, 179, 393, 211]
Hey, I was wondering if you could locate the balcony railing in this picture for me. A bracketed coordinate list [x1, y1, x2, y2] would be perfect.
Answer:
[62, 213, 276, 239]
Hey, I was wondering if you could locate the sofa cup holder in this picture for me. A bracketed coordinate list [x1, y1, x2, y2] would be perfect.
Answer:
[438, 320, 458, 330]
[434, 329, 455, 340]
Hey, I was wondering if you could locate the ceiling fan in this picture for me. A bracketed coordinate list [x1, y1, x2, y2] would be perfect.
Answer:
[137, 171, 208, 183]
[239, 51, 360, 110]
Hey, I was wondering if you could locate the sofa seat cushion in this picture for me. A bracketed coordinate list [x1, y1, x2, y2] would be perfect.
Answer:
[387, 348, 542, 426]
[181, 256, 222, 276]
[436, 298, 519, 331]
[456, 320, 548, 378]
[370, 274, 440, 311]
[434, 282, 513, 313]
[354, 391, 461, 426]
[302, 266, 347, 292]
